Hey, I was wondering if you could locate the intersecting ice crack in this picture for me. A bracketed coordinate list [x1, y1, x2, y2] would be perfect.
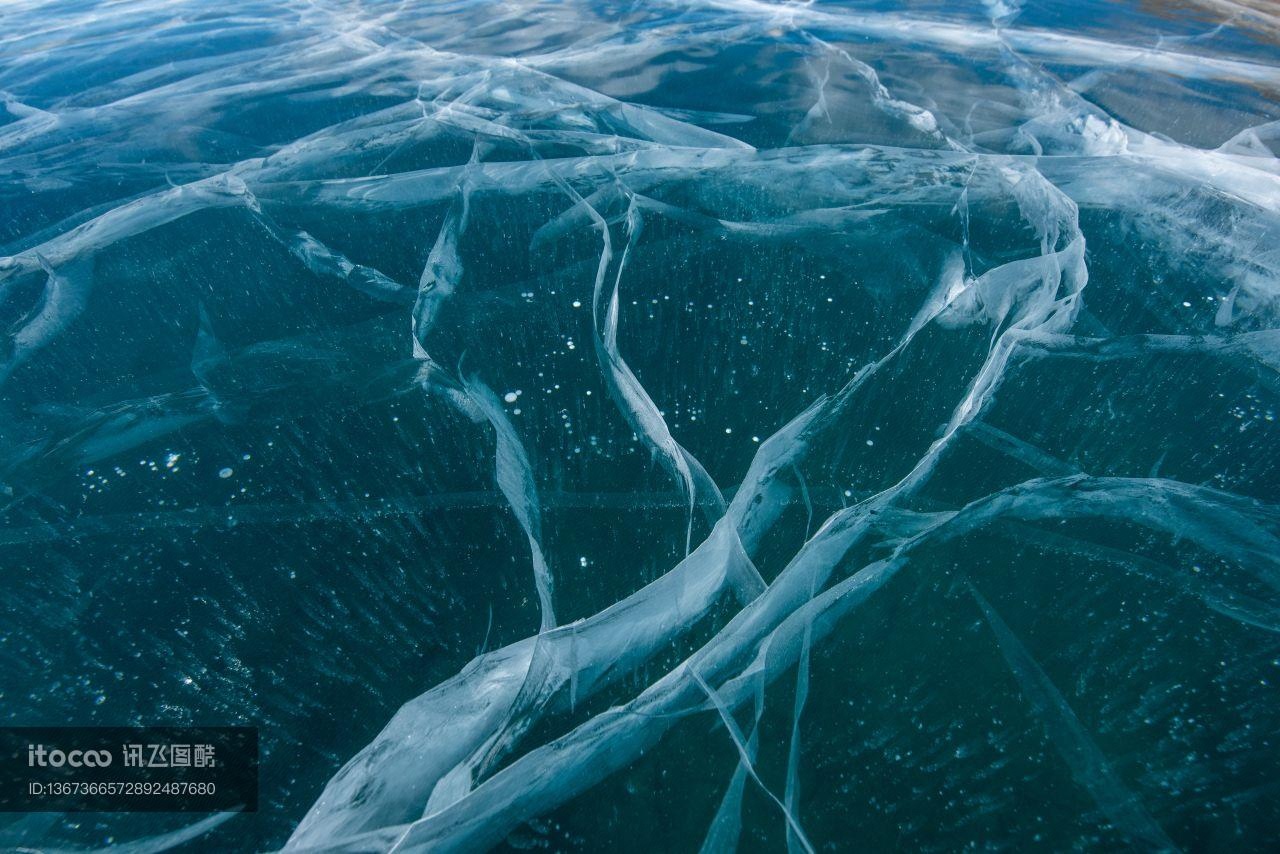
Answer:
[2, 0, 1279, 851]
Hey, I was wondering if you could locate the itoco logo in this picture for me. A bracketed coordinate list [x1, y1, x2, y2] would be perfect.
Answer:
[27, 744, 113, 768]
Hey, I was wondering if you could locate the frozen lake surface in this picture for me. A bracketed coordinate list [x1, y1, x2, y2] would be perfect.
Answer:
[2, 0, 1279, 850]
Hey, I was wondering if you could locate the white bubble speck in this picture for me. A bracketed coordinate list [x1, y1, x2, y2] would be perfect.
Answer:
[504, 392, 519, 403]
[218, 467, 234, 479]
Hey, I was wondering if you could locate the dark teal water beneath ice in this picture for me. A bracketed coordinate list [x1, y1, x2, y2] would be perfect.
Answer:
[2, 0, 1279, 850]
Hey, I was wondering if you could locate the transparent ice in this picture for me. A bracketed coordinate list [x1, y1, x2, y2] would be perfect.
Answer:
[1, 0, 1279, 850]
